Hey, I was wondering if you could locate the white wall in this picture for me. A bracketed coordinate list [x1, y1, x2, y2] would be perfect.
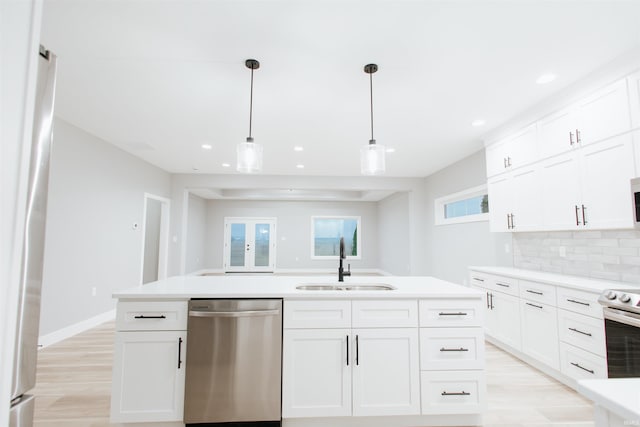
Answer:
[185, 193, 207, 273]
[0, 0, 43, 423]
[423, 150, 513, 285]
[378, 192, 411, 275]
[142, 198, 162, 284]
[200, 199, 379, 271]
[39, 118, 171, 336]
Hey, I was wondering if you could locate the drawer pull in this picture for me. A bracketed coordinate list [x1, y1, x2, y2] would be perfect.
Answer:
[526, 302, 543, 309]
[496, 283, 510, 288]
[440, 347, 469, 352]
[570, 362, 594, 374]
[441, 391, 470, 396]
[568, 327, 592, 337]
[134, 315, 167, 319]
[473, 277, 484, 282]
[567, 299, 590, 307]
[438, 312, 468, 316]
[526, 290, 543, 296]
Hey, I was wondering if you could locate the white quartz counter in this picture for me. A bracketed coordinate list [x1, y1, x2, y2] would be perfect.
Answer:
[113, 275, 483, 300]
[578, 378, 640, 425]
[468, 266, 636, 294]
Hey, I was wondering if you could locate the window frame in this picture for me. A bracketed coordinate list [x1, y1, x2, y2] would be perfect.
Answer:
[434, 184, 489, 226]
[310, 215, 362, 260]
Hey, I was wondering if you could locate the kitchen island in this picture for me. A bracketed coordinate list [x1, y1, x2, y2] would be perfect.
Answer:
[111, 275, 486, 427]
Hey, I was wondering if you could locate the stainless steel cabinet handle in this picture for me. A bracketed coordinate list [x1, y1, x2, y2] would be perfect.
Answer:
[346, 335, 349, 366]
[582, 204, 587, 225]
[442, 391, 470, 396]
[178, 337, 183, 369]
[473, 277, 484, 282]
[568, 327, 592, 337]
[576, 129, 581, 144]
[507, 157, 512, 167]
[575, 205, 581, 226]
[526, 302, 543, 309]
[503, 158, 507, 168]
[526, 290, 543, 296]
[490, 293, 494, 310]
[511, 213, 515, 229]
[496, 283, 510, 288]
[486, 292, 491, 309]
[571, 362, 594, 374]
[134, 315, 166, 319]
[355, 335, 359, 366]
[506, 214, 511, 229]
[440, 347, 469, 352]
[567, 299, 589, 307]
[438, 312, 468, 316]
[188, 309, 280, 318]
[569, 131, 575, 145]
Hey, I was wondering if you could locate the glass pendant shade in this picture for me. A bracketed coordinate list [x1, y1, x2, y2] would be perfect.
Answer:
[360, 141, 386, 175]
[236, 138, 263, 173]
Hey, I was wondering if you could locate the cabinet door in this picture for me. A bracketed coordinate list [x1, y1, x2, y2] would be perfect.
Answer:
[629, 71, 640, 129]
[282, 329, 351, 418]
[351, 328, 420, 417]
[489, 291, 521, 351]
[111, 331, 186, 423]
[520, 300, 559, 370]
[578, 79, 632, 147]
[487, 175, 513, 232]
[579, 134, 636, 229]
[511, 165, 541, 231]
[538, 107, 579, 159]
[485, 139, 510, 178]
[540, 152, 582, 230]
[506, 123, 538, 170]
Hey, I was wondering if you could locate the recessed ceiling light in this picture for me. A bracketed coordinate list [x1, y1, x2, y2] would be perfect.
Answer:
[294, 146, 304, 152]
[536, 73, 556, 84]
[471, 119, 486, 127]
[192, 167, 199, 171]
[296, 164, 305, 169]
[221, 163, 230, 168]
[201, 143, 212, 150]
[386, 148, 396, 153]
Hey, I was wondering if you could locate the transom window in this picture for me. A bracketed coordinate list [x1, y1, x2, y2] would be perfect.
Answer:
[435, 185, 489, 225]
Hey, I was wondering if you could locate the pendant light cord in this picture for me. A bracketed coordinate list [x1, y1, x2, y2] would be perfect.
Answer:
[249, 66, 254, 140]
[369, 71, 374, 142]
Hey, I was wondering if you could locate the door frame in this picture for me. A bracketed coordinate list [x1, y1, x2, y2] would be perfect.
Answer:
[140, 193, 171, 284]
[223, 217, 277, 273]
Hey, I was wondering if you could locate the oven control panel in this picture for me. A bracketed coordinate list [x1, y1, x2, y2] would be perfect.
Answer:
[598, 289, 640, 312]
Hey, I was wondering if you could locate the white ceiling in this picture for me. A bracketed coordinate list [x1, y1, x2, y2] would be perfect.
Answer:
[41, 0, 640, 178]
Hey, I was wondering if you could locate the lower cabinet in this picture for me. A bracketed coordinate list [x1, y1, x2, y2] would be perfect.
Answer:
[520, 299, 559, 370]
[471, 283, 521, 351]
[110, 330, 187, 423]
[420, 371, 486, 415]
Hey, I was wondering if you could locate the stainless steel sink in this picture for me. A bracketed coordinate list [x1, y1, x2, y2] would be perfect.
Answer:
[295, 284, 395, 291]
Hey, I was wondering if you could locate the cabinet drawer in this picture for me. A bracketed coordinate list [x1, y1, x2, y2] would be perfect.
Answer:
[420, 371, 486, 415]
[519, 280, 557, 306]
[558, 309, 606, 356]
[116, 300, 188, 331]
[488, 275, 519, 297]
[419, 328, 484, 370]
[556, 287, 602, 319]
[352, 300, 417, 328]
[469, 271, 489, 288]
[559, 342, 607, 380]
[419, 299, 484, 327]
[284, 300, 351, 329]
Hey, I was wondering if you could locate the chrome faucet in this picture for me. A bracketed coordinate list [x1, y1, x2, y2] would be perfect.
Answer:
[338, 237, 351, 282]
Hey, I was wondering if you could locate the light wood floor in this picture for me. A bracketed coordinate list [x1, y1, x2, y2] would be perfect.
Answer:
[32, 322, 595, 427]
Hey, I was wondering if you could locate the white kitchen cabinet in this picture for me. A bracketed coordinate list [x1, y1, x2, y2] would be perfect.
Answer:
[538, 106, 579, 159]
[282, 329, 351, 418]
[487, 175, 512, 232]
[559, 342, 607, 380]
[540, 152, 582, 230]
[472, 280, 521, 351]
[578, 79, 632, 147]
[111, 331, 186, 423]
[487, 164, 541, 232]
[485, 124, 538, 178]
[629, 71, 640, 130]
[419, 328, 485, 371]
[351, 328, 420, 416]
[420, 371, 486, 415]
[520, 299, 559, 370]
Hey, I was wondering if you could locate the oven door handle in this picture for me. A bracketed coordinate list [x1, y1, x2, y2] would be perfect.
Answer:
[603, 307, 640, 328]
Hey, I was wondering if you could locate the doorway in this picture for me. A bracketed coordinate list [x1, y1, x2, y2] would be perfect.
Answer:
[223, 217, 276, 272]
[141, 193, 170, 284]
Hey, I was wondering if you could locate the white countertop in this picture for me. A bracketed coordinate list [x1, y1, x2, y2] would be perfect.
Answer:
[113, 275, 484, 300]
[468, 266, 637, 293]
[578, 378, 640, 423]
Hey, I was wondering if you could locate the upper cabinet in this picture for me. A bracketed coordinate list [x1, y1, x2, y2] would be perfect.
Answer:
[486, 73, 639, 232]
[486, 124, 538, 177]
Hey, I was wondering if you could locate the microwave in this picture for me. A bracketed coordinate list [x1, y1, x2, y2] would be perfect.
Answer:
[632, 177, 640, 228]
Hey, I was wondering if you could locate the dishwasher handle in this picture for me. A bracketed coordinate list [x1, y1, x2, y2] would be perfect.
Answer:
[188, 309, 280, 318]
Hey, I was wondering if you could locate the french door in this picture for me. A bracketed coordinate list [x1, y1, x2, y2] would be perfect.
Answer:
[223, 218, 276, 272]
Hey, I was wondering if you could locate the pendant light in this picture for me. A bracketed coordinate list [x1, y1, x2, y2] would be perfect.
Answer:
[237, 59, 263, 173]
[360, 63, 385, 175]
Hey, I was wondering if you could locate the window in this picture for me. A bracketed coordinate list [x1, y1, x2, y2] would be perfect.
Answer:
[311, 216, 361, 259]
[435, 185, 489, 225]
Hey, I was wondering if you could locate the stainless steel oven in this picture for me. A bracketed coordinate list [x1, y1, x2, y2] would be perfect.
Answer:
[598, 289, 640, 378]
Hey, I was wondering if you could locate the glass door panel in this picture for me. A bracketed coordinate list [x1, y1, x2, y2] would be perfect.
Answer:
[229, 223, 246, 267]
[254, 223, 271, 267]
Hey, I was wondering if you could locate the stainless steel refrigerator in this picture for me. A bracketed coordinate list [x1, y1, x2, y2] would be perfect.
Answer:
[9, 45, 57, 427]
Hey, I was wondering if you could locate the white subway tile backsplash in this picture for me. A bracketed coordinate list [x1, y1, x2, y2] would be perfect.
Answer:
[514, 230, 640, 281]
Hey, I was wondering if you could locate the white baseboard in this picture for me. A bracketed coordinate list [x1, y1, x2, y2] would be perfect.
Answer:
[38, 309, 116, 349]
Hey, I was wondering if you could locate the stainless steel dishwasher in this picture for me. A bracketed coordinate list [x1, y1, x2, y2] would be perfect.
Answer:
[184, 299, 282, 425]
